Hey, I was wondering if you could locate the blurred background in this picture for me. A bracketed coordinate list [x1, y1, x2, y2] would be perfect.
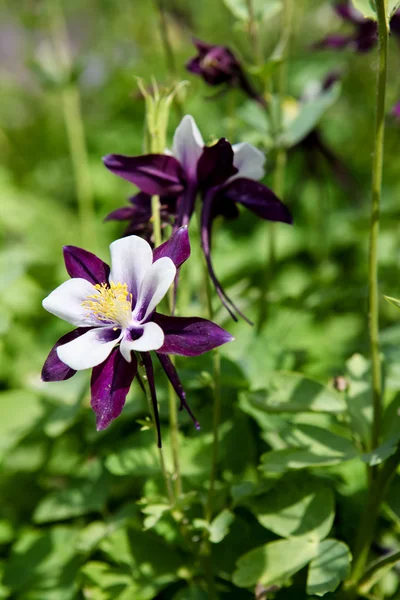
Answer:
[1, 0, 400, 598]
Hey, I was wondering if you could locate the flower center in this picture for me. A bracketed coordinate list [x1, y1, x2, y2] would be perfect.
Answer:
[82, 282, 132, 327]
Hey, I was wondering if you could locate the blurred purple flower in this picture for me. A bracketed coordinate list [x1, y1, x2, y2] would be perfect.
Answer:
[186, 38, 267, 108]
[292, 73, 355, 193]
[315, 2, 400, 53]
[104, 115, 292, 322]
[391, 102, 400, 120]
[42, 228, 233, 445]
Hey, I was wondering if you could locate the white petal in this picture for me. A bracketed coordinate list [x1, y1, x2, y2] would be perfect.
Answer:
[109, 236, 153, 302]
[120, 322, 164, 359]
[172, 115, 204, 177]
[232, 142, 265, 181]
[57, 328, 121, 370]
[133, 257, 176, 322]
[43, 278, 99, 327]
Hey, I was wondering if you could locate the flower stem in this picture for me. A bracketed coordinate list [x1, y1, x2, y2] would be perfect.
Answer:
[368, 0, 389, 453]
[256, 0, 291, 332]
[49, 1, 95, 248]
[246, 0, 263, 65]
[151, 195, 162, 247]
[137, 361, 175, 505]
[344, 4, 390, 592]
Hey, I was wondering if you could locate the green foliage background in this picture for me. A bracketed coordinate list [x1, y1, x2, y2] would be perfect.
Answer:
[1, 0, 400, 598]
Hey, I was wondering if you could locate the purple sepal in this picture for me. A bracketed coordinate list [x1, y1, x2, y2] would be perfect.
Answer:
[103, 154, 185, 196]
[153, 313, 234, 356]
[201, 191, 252, 323]
[140, 353, 162, 448]
[156, 353, 200, 430]
[197, 139, 237, 189]
[63, 246, 110, 285]
[42, 328, 90, 381]
[313, 34, 353, 50]
[222, 178, 293, 224]
[91, 349, 137, 431]
[152, 226, 190, 269]
[104, 206, 137, 222]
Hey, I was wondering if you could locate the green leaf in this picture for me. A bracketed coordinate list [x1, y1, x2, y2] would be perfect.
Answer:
[0, 391, 44, 461]
[33, 475, 109, 523]
[172, 587, 208, 600]
[209, 510, 235, 543]
[3, 527, 79, 595]
[0, 521, 14, 545]
[389, 0, 400, 16]
[248, 473, 334, 540]
[223, 0, 281, 22]
[80, 562, 140, 600]
[280, 83, 341, 148]
[352, 0, 377, 19]
[246, 372, 346, 414]
[307, 539, 352, 596]
[233, 536, 319, 588]
[260, 424, 358, 472]
[385, 295, 400, 310]
[362, 434, 400, 466]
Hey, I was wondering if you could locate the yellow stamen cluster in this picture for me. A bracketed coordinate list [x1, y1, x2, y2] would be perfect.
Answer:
[82, 282, 132, 325]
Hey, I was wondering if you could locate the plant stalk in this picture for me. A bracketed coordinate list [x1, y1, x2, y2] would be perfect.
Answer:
[256, 0, 291, 332]
[343, 3, 390, 594]
[49, 1, 95, 248]
[368, 0, 388, 453]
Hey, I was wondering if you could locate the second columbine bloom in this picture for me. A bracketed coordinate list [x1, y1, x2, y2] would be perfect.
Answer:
[103, 115, 292, 321]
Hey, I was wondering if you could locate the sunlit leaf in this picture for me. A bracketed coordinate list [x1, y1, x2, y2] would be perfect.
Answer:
[307, 539, 352, 596]
[233, 536, 319, 588]
[352, 0, 376, 19]
[245, 372, 346, 414]
[248, 473, 335, 540]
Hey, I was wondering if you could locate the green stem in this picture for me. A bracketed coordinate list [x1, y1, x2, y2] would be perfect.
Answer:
[205, 349, 222, 523]
[368, 0, 388, 453]
[246, 0, 263, 65]
[137, 362, 175, 505]
[49, 1, 95, 248]
[150, 197, 183, 499]
[343, 4, 390, 594]
[359, 549, 400, 594]
[256, 0, 291, 332]
[344, 445, 400, 596]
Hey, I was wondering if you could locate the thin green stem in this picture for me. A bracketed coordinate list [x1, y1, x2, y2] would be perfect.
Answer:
[137, 362, 174, 505]
[49, 1, 95, 248]
[344, 445, 400, 596]
[256, 0, 291, 332]
[153, 0, 183, 119]
[343, 4, 390, 594]
[246, 0, 263, 65]
[359, 549, 400, 593]
[151, 195, 162, 247]
[369, 0, 388, 453]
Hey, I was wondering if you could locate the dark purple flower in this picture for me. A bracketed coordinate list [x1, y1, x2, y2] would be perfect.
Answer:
[104, 115, 292, 322]
[42, 228, 233, 445]
[314, 2, 400, 53]
[186, 38, 267, 108]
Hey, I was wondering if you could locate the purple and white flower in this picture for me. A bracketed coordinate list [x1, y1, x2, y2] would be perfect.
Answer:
[42, 227, 233, 445]
[103, 115, 292, 322]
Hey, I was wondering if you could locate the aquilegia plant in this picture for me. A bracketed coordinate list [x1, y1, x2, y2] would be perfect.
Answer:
[104, 114, 292, 321]
[41, 227, 233, 446]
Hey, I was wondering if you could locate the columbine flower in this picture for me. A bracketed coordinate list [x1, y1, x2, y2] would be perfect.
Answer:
[314, 2, 400, 53]
[186, 38, 266, 108]
[42, 227, 233, 445]
[103, 115, 292, 322]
